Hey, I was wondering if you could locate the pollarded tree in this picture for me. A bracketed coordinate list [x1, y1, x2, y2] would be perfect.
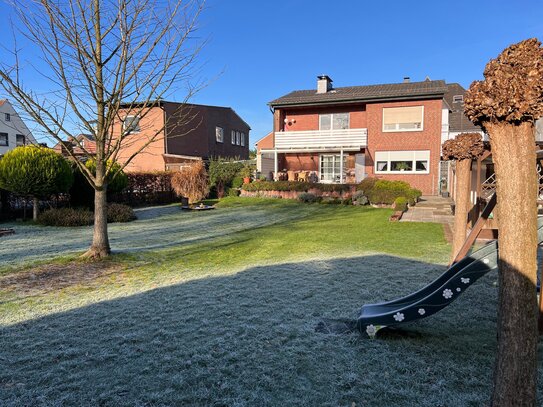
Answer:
[442, 133, 485, 262]
[0, 146, 73, 220]
[0, 0, 205, 258]
[464, 38, 543, 407]
[171, 161, 209, 204]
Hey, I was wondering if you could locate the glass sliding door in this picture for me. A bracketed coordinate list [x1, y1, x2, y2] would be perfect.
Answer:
[320, 154, 347, 183]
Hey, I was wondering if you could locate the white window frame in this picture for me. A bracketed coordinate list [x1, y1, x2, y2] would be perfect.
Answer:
[236, 131, 240, 145]
[319, 154, 347, 183]
[319, 113, 350, 130]
[374, 150, 430, 174]
[215, 126, 223, 143]
[241, 132, 245, 146]
[453, 95, 464, 103]
[382, 106, 424, 132]
[123, 115, 141, 133]
[231, 130, 236, 144]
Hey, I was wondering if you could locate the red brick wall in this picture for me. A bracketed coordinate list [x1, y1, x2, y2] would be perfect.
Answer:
[279, 105, 367, 131]
[365, 99, 443, 195]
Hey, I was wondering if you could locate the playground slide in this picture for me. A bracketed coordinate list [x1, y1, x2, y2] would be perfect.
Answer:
[357, 218, 543, 338]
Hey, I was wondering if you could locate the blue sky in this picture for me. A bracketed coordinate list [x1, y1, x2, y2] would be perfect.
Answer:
[192, 0, 543, 145]
[1, 0, 543, 147]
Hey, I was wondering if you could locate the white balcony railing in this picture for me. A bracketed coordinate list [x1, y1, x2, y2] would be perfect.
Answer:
[274, 128, 367, 150]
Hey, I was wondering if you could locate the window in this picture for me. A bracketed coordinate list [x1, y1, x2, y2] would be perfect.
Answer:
[5, 113, 10, 122]
[16, 134, 25, 146]
[383, 106, 423, 132]
[241, 132, 245, 146]
[0, 133, 8, 146]
[231, 130, 236, 144]
[215, 127, 223, 143]
[452, 95, 464, 103]
[123, 115, 140, 133]
[320, 154, 347, 183]
[236, 131, 241, 145]
[374, 151, 430, 174]
[319, 113, 350, 130]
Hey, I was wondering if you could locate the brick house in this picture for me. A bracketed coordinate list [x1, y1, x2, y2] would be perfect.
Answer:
[257, 76, 470, 195]
[52, 134, 97, 159]
[114, 102, 250, 172]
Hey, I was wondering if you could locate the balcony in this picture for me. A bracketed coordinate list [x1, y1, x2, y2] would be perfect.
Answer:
[273, 128, 367, 151]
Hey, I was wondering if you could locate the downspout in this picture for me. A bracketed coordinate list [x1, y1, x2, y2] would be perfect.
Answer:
[163, 104, 168, 171]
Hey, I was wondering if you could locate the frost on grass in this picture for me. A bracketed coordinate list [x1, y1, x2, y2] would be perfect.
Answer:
[0, 204, 314, 269]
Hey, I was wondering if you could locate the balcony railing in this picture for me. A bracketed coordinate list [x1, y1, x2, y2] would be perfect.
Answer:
[274, 128, 367, 150]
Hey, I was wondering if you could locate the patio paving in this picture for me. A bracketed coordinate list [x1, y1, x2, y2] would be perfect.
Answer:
[401, 196, 454, 242]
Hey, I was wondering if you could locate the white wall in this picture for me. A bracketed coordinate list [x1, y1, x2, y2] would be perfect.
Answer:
[0, 100, 36, 156]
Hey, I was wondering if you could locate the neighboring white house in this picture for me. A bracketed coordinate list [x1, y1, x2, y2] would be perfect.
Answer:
[0, 99, 36, 156]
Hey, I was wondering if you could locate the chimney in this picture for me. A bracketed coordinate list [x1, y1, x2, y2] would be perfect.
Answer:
[403, 76, 410, 83]
[317, 75, 333, 93]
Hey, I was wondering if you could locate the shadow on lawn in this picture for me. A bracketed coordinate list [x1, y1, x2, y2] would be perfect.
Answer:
[0, 255, 512, 406]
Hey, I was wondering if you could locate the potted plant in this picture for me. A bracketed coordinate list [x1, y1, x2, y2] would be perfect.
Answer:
[240, 165, 253, 184]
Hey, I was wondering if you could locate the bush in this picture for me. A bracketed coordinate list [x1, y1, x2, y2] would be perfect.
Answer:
[171, 161, 209, 204]
[298, 192, 318, 203]
[208, 158, 244, 198]
[39, 207, 93, 226]
[227, 188, 240, 197]
[356, 177, 378, 194]
[352, 191, 369, 205]
[231, 176, 244, 189]
[242, 181, 350, 193]
[394, 196, 408, 212]
[367, 180, 414, 205]
[107, 203, 136, 223]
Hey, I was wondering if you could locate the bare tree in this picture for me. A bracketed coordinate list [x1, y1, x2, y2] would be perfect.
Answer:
[0, 0, 206, 258]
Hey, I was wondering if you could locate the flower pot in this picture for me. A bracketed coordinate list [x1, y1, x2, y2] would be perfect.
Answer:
[243, 177, 251, 184]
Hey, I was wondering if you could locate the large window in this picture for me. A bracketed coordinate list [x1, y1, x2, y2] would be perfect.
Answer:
[383, 106, 423, 132]
[241, 132, 246, 146]
[319, 113, 349, 130]
[0, 133, 8, 146]
[123, 115, 140, 133]
[320, 154, 347, 183]
[215, 127, 223, 143]
[231, 130, 236, 144]
[375, 151, 430, 174]
[236, 131, 240, 145]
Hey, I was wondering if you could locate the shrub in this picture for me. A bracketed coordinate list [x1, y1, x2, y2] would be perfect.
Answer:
[356, 177, 378, 194]
[107, 203, 136, 223]
[341, 198, 352, 205]
[84, 159, 129, 193]
[242, 181, 350, 193]
[298, 192, 318, 203]
[231, 176, 244, 189]
[352, 191, 369, 205]
[394, 196, 408, 212]
[208, 158, 244, 198]
[38, 207, 94, 226]
[367, 180, 414, 205]
[171, 161, 209, 204]
[227, 188, 240, 197]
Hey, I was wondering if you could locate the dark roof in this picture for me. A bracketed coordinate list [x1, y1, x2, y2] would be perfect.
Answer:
[444, 83, 482, 133]
[269, 80, 449, 107]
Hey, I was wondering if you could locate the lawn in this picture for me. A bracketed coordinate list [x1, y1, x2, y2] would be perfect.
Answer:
[0, 198, 541, 406]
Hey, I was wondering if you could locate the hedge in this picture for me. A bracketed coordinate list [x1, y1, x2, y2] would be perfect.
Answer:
[241, 181, 351, 193]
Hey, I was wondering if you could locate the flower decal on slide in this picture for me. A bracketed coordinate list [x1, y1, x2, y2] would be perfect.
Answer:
[461, 277, 470, 284]
[366, 325, 377, 338]
[456, 287, 461, 292]
[443, 289, 453, 299]
[418, 308, 426, 315]
[393, 312, 405, 322]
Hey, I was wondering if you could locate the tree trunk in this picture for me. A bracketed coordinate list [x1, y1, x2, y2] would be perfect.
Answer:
[85, 187, 110, 258]
[451, 159, 472, 262]
[32, 197, 39, 221]
[539, 258, 543, 335]
[488, 121, 538, 407]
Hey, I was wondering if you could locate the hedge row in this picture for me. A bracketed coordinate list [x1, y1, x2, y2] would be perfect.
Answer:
[357, 178, 422, 206]
[241, 181, 351, 193]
